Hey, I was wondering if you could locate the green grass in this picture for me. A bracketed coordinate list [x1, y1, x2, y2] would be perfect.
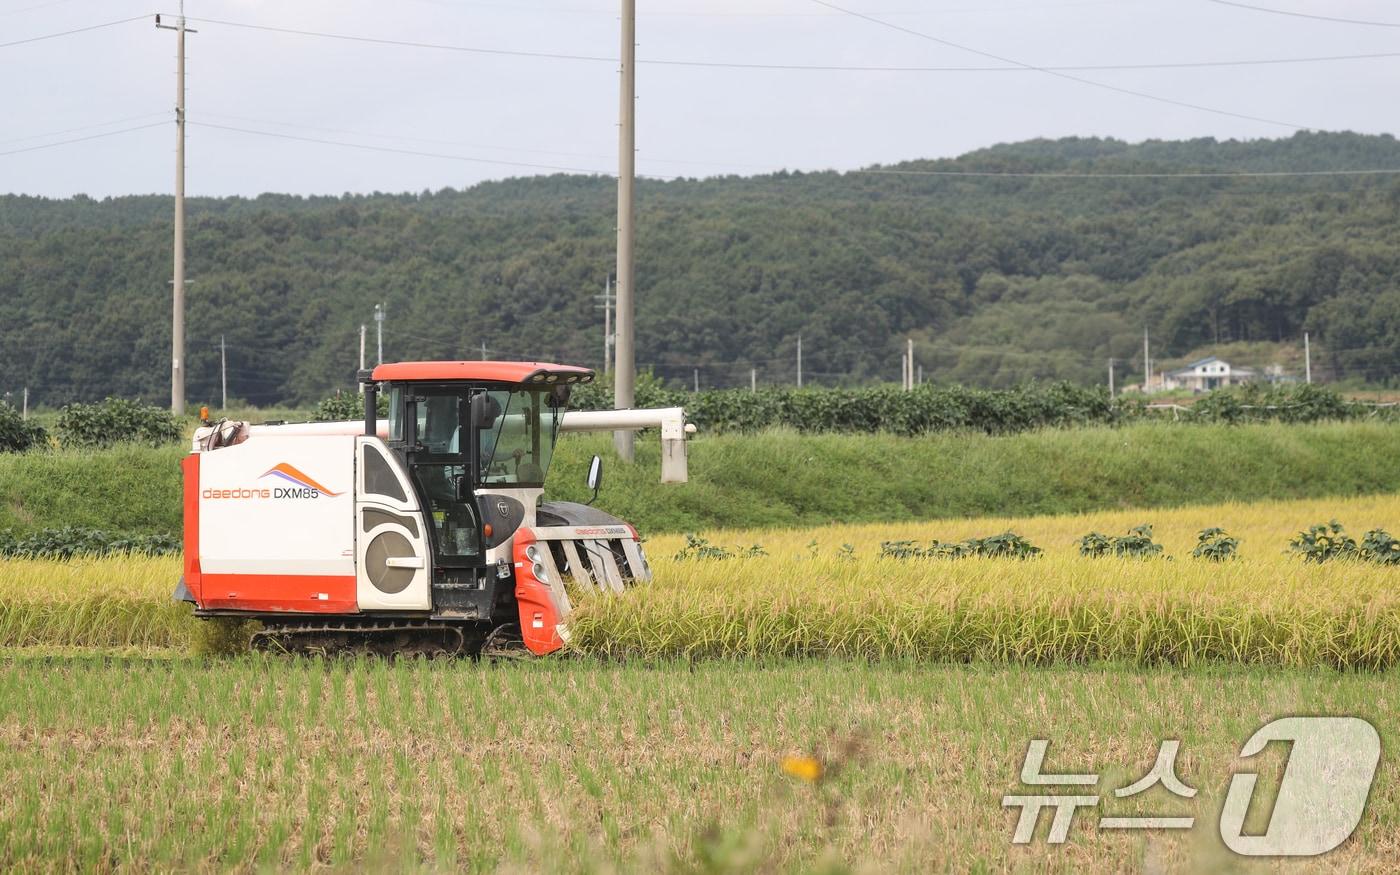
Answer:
[0, 655, 1394, 873]
[1, 421, 1397, 536]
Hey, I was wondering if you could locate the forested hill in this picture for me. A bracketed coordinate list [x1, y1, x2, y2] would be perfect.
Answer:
[4, 130, 1400, 406]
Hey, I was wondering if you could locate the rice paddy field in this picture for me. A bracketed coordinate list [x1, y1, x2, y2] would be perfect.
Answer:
[1, 492, 1397, 871]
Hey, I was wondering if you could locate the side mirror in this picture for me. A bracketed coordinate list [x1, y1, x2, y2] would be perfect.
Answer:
[585, 455, 603, 505]
[549, 383, 572, 408]
[469, 393, 501, 429]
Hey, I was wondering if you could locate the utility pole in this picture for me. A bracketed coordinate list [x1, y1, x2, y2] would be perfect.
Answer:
[693, 368, 699, 392]
[1108, 358, 1115, 397]
[750, 367, 756, 393]
[917, 364, 923, 385]
[359, 325, 366, 371]
[220, 334, 227, 409]
[594, 275, 615, 373]
[374, 303, 385, 365]
[1304, 331, 1312, 384]
[906, 338, 914, 391]
[21, 388, 27, 420]
[481, 340, 488, 360]
[156, 5, 194, 415]
[797, 333, 803, 388]
[613, 0, 638, 461]
[1143, 328, 1151, 393]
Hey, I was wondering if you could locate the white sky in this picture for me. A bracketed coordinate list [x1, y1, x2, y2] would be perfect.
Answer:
[2, 0, 1397, 197]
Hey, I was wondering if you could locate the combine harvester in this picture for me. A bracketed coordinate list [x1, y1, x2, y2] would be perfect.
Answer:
[174, 361, 690, 656]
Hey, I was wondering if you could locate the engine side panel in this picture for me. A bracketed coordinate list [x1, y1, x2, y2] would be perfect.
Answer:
[193, 434, 357, 614]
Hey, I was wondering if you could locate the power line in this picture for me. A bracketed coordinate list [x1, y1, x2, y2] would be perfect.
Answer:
[806, 0, 1309, 130]
[853, 165, 1400, 179]
[1, 114, 1386, 181]
[0, 111, 167, 146]
[0, 13, 149, 50]
[642, 49, 1400, 74]
[184, 16, 614, 63]
[186, 110, 1400, 181]
[193, 111, 764, 171]
[189, 121, 677, 178]
[169, 14, 1400, 75]
[403, 0, 1139, 17]
[1205, 0, 1400, 28]
[0, 121, 164, 157]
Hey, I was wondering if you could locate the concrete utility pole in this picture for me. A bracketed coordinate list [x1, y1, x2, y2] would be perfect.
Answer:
[906, 338, 914, 391]
[374, 303, 385, 365]
[797, 333, 803, 388]
[1108, 358, 1115, 397]
[1304, 331, 1312, 384]
[220, 334, 227, 409]
[1143, 328, 1151, 393]
[613, 0, 638, 462]
[359, 324, 366, 371]
[693, 368, 699, 392]
[21, 388, 27, 420]
[481, 340, 488, 360]
[156, 5, 193, 415]
[750, 367, 756, 393]
[594, 275, 614, 373]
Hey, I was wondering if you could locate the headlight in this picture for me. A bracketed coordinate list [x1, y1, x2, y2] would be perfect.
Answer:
[532, 562, 548, 582]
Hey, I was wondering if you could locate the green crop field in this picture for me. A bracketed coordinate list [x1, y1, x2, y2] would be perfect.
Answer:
[1, 420, 1398, 537]
[0, 656, 1397, 873]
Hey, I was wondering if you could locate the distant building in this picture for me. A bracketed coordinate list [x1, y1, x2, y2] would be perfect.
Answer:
[1162, 356, 1256, 392]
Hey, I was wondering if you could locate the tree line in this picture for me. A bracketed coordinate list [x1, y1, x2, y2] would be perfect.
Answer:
[3, 131, 1400, 406]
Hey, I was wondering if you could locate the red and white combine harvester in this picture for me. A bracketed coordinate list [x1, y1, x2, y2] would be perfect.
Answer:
[175, 361, 689, 656]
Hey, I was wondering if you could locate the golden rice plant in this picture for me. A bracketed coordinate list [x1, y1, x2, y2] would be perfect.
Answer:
[570, 494, 1400, 668]
[0, 556, 192, 649]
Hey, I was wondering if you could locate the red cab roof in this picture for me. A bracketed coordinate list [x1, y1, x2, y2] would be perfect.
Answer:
[370, 361, 595, 385]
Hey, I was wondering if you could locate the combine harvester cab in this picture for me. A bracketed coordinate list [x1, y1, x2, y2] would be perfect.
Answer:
[175, 361, 658, 656]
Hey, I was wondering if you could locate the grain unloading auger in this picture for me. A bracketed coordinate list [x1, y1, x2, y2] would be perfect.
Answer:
[173, 361, 691, 656]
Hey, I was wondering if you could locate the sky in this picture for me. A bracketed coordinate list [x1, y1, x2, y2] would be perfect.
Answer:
[2, 0, 1398, 198]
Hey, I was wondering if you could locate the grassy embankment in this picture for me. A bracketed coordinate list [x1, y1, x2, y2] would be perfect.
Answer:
[0, 655, 1397, 873]
[0, 420, 1398, 536]
[2, 493, 1397, 667]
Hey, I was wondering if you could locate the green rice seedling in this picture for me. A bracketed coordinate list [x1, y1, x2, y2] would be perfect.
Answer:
[1192, 527, 1239, 561]
[1289, 520, 1358, 563]
[3, 657, 1400, 872]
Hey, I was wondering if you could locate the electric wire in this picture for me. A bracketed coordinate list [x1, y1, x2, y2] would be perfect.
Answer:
[172, 14, 1400, 75]
[1205, 0, 1400, 28]
[806, 0, 1309, 130]
[852, 165, 1400, 179]
[189, 121, 677, 179]
[0, 111, 168, 146]
[0, 121, 164, 157]
[0, 13, 148, 49]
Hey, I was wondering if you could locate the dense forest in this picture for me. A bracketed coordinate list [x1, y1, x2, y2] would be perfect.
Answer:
[3, 131, 1400, 406]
